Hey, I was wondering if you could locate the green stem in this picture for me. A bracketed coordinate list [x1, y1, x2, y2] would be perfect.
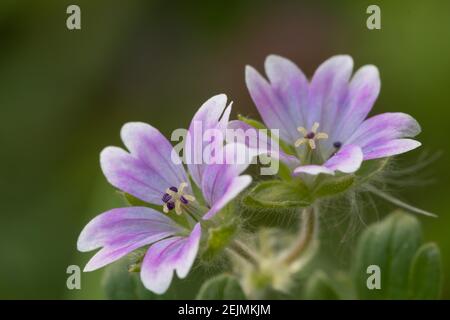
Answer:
[283, 206, 317, 265]
[227, 240, 258, 267]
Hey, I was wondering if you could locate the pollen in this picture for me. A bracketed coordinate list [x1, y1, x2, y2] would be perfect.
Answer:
[295, 122, 328, 149]
[162, 182, 196, 215]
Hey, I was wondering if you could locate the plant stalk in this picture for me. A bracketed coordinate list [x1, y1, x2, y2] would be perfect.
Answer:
[227, 239, 258, 267]
[283, 206, 317, 264]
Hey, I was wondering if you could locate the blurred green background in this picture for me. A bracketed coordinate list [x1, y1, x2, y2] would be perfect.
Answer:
[0, 0, 449, 299]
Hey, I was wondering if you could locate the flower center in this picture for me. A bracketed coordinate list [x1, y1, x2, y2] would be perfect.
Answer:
[162, 182, 196, 215]
[295, 122, 329, 150]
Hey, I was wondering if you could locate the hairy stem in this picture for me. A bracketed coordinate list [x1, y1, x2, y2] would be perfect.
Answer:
[227, 240, 258, 267]
[283, 206, 317, 265]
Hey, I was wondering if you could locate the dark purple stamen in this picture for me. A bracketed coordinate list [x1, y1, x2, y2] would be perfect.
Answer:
[180, 196, 189, 204]
[162, 193, 172, 203]
[166, 201, 175, 211]
[169, 186, 178, 192]
[333, 141, 342, 149]
[306, 132, 315, 139]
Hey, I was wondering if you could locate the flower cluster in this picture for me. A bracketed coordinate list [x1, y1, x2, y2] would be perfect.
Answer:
[78, 55, 422, 295]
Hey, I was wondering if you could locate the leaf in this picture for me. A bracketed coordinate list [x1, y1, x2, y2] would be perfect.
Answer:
[353, 211, 423, 299]
[312, 175, 354, 199]
[242, 180, 311, 209]
[408, 243, 442, 299]
[196, 274, 246, 300]
[304, 271, 340, 300]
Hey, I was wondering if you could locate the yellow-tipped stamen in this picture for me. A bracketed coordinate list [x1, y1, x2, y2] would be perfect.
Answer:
[294, 122, 328, 150]
[183, 194, 196, 202]
[297, 127, 307, 135]
[161, 181, 196, 215]
[294, 138, 307, 147]
[311, 122, 320, 133]
[316, 132, 328, 140]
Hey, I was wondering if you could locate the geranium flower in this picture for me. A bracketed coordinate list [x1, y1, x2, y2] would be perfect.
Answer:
[77, 94, 252, 294]
[238, 54, 421, 176]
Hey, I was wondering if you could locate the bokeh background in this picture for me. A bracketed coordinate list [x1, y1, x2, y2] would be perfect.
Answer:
[0, 0, 449, 299]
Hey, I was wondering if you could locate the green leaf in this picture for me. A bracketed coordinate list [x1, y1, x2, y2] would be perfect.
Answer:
[312, 175, 354, 199]
[409, 243, 442, 299]
[353, 211, 423, 299]
[304, 271, 340, 300]
[242, 180, 311, 209]
[196, 274, 246, 300]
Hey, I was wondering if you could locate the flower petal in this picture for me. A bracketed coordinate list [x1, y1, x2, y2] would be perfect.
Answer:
[78, 207, 181, 272]
[203, 175, 252, 220]
[293, 165, 334, 176]
[345, 112, 421, 150]
[264, 55, 309, 138]
[200, 143, 253, 214]
[246, 64, 299, 143]
[362, 139, 421, 160]
[323, 144, 363, 173]
[101, 122, 189, 204]
[308, 55, 353, 134]
[293, 144, 363, 176]
[140, 223, 201, 294]
[227, 120, 300, 169]
[121, 122, 188, 186]
[186, 94, 230, 187]
[333, 65, 381, 142]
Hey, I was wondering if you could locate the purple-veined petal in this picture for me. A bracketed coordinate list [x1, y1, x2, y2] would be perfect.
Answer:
[101, 147, 173, 204]
[333, 65, 381, 142]
[227, 120, 300, 169]
[345, 112, 421, 148]
[121, 122, 189, 187]
[101, 122, 189, 204]
[186, 94, 230, 187]
[203, 175, 252, 220]
[200, 143, 253, 213]
[264, 55, 308, 139]
[246, 65, 300, 144]
[293, 144, 363, 176]
[323, 144, 363, 173]
[77, 207, 182, 271]
[308, 55, 353, 135]
[363, 139, 421, 160]
[293, 165, 335, 176]
[140, 223, 201, 294]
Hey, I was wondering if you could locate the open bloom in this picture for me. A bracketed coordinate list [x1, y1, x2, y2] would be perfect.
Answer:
[77, 94, 252, 294]
[239, 54, 421, 175]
